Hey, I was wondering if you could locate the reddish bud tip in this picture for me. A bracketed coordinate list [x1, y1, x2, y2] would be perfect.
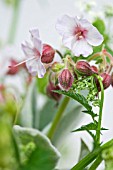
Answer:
[76, 61, 92, 76]
[58, 69, 74, 91]
[46, 82, 62, 101]
[41, 44, 55, 64]
[111, 72, 113, 87]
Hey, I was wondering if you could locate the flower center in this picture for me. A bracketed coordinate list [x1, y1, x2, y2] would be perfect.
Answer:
[74, 26, 87, 40]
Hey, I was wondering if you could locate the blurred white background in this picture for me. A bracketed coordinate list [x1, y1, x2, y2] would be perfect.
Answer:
[0, 0, 113, 169]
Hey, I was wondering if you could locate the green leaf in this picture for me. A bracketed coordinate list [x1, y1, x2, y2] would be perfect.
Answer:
[93, 18, 105, 34]
[36, 73, 48, 94]
[82, 110, 97, 118]
[72, 123, 97, 132]
[79, 139, 90, 161]
[54, 90, 92, 111]
[13, 125, 60, 170]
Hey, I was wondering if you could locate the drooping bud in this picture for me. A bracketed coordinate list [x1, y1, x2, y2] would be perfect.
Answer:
[101, 73, 111, 89]
[91, 66, 98, 74]
[110, 72, 113, 87]
[96, 73, 111, 92]
[41, 44, 55, 64]
[58, 69, 74, 91]
[46, 81, 62, 101]
[7, 59, 19, 75]
[76, 61, 92, 76]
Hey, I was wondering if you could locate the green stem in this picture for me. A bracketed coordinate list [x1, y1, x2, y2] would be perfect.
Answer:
[47, 96, 70, 139]
[88, 156, 102, 170]
[56, 49, 63, 59]
[71, 139, 113, 170]
[8, 0, 21, 44]
[94, 74, 104, 146]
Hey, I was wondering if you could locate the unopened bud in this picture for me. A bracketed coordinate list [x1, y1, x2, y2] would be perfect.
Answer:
[91, 66, 98, 74]
[110, 72, 113, 87]
[76, 61, 92, 76]
[41, 44, 55, 64]
[96, 73, 111, 92]
[101, 73, 111, 89]
[58, 69, 74, 91]
[46, 82, 62, 101]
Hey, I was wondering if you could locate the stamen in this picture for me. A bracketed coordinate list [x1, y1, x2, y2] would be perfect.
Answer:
[8, 57, 35, 69]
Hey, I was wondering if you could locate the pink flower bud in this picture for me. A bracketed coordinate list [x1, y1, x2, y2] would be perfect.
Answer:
[111, 72, 113, 87]
[58, 69, 74, 91]
[41, 44, 55, 64]
[76, 61, 92, 76]
[101, 73, 111, 90]
[96, 73, 111, 92]
[91, 66, 98, 74]
[46, 81, 62, 101]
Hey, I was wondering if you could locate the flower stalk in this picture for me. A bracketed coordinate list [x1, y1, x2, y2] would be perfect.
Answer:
[47, 96, 70, 140]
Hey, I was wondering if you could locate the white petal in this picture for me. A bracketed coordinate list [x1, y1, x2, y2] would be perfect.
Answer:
[21, 42, 34, 57]
[36, 59, 46, 78]
[56, 15, 78, 37]
[32, 38, 43, 55]
[26, 58, 46, 78]
[62, 35, 76, 49]
[86, 25, 104, 46]
[72, 39, 93, 57]
[29, 28, 40, 39]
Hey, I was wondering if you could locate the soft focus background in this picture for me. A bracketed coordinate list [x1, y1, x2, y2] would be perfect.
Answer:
[0, 0, 113, 169]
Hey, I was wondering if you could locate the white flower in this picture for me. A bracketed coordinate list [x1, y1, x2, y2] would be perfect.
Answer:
[21, 29, 46, 78]
[56, 15, 103, 57]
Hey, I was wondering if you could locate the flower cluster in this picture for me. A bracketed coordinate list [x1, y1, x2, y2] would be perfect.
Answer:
[9, 14, 113, 102]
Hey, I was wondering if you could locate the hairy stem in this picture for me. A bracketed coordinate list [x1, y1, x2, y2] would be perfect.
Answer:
[47, 96, 70, 139]
[95, 74, 104, 146]
[8, 0, 21, 43]
[71, 139, 113, 170]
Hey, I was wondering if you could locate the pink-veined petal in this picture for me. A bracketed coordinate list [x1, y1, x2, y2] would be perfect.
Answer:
[21, 42, 34, 57]
[26, 58, 46, 78]
[62, 35, 77, 49]
[29, 28, 40, 39]
[36, 59, 46, 78]
[32, 38, 43, 55]
[72, 39, 93, 57]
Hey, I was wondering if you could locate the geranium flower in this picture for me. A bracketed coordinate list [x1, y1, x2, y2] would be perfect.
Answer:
[56, 15, 103, 57]
[21, 29, 46, 78]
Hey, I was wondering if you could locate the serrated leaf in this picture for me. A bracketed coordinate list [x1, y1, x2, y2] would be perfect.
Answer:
[72, 123, 97, 132]
[54, 90, 92, 111]
[82, 110, 97, 118]
[79, 139, 90, 161]
[14, 126, 60, 170]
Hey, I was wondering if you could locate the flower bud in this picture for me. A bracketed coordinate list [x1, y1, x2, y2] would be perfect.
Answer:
[58, 69, 74, 91]
[96, 73, 111, 92]
[91, 66, 98, 74]
[7, 59, 19, 75]
[101, 73, 111, 89]
[110, 72, 113, 87]
[76, 61, 92, 76]
[46, 81, 62, 101]
[41, 44, 55, 64]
